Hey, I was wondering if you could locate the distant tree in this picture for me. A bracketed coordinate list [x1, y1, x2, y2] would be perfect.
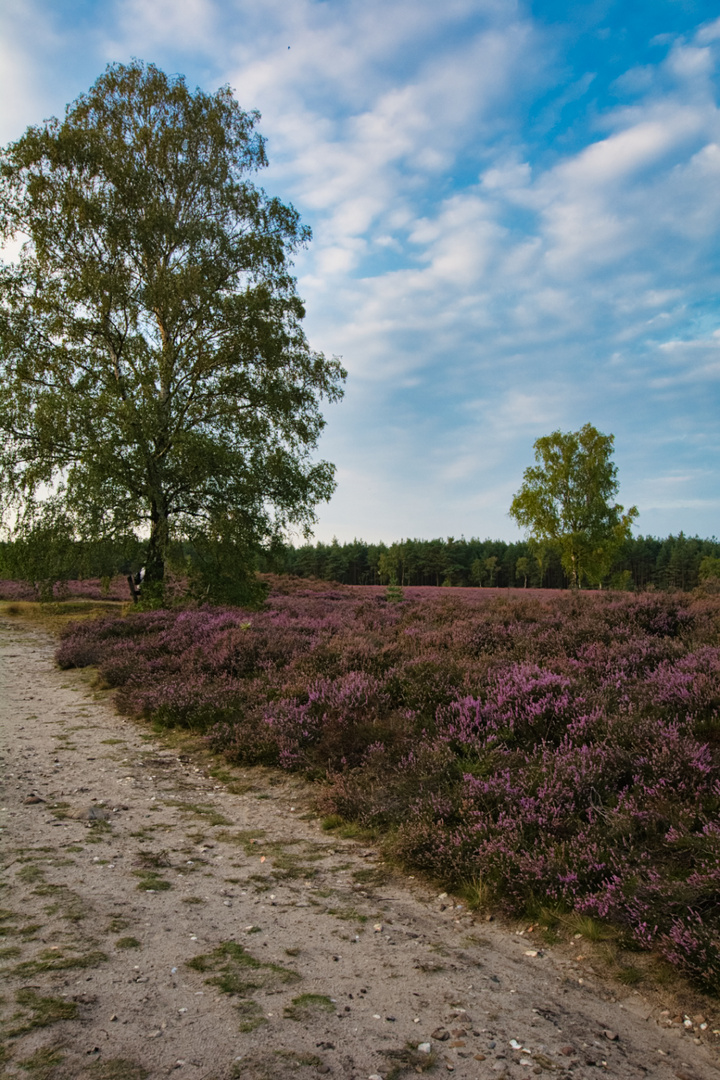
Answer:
[509, 424, 637, 588]
[484, 555, 498, 586]
[515, 556, 529, 588]
[699, 556, 720, 583]
[0, 61, 345, 601]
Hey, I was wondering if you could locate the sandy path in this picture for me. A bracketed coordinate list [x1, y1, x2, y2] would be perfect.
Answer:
[1, 616, 718, 1080]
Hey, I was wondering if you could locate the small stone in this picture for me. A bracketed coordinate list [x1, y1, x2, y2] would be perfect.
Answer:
[373, 923, 383, 932]
[110, 1014, 118, 1021]
[449, 1040, 466, 1048]
[24, 795, 45, 804]
[386, 1016, 396, 1022]
[474, 1054, 486, 1061]
[560, 1046, 574, 1056]
[451, 1028, 467, 1037]
[603, 1030, 618, 1041]
[148, 1030, 163, 1039]
[432, 1028, 450, 1041]
[368, 1074, 384, 1080]
[693, 1014, 706, 1025]
[417, 1043, 431, 1054]
[683, 1019, 694, 1029]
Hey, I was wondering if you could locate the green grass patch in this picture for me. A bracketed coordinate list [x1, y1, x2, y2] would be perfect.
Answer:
[283, 993, 335, 1020]
[186, 940, 299, 997]
[115, 937, 141, 950]
[235, 998, 268, 1033]
[215, 829, 266, 854]
[12, 948, 108, 977]
[133, 871, 171, 892]
[327, 907, 369, 923]
[108, 917, 130, 933]
[167, 801, 232, 827]
[8, 989, 78, 1036]
[16, 1044, 64, 1078]
[17, 865, 45, 884]
[616, 965, 644, 985]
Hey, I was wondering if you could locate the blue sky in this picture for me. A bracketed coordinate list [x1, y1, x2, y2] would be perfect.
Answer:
[2, 0, 719, 543]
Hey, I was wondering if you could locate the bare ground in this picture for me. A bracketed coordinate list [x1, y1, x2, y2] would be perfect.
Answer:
[1, 615, 719, 1080]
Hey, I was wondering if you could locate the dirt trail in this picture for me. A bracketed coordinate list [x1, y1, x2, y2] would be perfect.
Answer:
[1, 616, 718, 1080]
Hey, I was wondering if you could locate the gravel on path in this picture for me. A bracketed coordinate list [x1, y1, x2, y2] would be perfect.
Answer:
[1, 616, 718, 1080]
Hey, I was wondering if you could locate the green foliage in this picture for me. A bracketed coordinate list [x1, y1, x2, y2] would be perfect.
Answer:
[509, 423, 637, 588]
[179, 520, 270, 608]
[699, 556, 720, 583]
[0, 60, 345, 595]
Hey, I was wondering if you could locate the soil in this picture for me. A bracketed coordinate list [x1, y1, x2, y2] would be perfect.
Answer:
[1, 614, 719, 1080]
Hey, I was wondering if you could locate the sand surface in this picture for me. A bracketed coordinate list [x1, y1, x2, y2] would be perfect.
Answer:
[1, 615, 718, 1080]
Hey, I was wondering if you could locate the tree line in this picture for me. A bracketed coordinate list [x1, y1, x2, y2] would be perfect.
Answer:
[259, 533, 720, 592]
[1, 531, 718, 597]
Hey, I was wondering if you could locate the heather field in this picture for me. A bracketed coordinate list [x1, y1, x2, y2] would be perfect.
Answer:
[57, 583, 720, 992]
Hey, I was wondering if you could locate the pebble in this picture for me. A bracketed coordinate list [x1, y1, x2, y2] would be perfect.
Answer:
[417, 1043, 431, 1054]
[603, 1030, 618, 1041]
[432, 1028, 450, 1041]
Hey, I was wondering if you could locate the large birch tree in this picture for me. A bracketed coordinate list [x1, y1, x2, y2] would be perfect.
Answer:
[0, 61, 345, 598]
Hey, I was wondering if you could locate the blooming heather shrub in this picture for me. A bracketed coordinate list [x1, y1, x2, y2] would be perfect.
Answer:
[57, 587, 720, 991]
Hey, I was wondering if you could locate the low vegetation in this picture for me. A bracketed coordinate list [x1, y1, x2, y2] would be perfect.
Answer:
[57, 584, 720, 992]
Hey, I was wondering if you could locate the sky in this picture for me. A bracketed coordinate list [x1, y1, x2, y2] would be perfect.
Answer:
[1, 0, 719, 544]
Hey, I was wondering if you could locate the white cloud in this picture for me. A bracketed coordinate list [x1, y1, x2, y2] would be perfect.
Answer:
[106, 0, 218, 55]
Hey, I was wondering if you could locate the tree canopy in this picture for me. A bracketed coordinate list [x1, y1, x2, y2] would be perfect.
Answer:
[509, 423, 637, 588]
[0, 60, 345, 601]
